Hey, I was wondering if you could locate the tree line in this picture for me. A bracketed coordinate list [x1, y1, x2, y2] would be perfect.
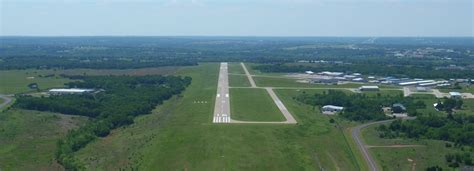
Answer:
[378, 113, 474, 147]
[14, 75, 192, 170]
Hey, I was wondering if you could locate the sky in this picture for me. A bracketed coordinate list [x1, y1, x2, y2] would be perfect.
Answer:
[0, 0, 473, 36]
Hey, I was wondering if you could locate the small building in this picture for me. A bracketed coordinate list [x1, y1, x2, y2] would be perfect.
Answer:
[305, 71, 314, 75]
[392, 103, 407, 113]
[352, 78, 365, 82]
[321, 105, 344, 114]
[319, 71, 344, 76]
[449, 92, 462, 99]
[359, 86, 379, 91]
[48, 88, 94, 95]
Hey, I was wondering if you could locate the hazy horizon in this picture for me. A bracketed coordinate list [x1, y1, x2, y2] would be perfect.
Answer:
[1, 0, 473, 37]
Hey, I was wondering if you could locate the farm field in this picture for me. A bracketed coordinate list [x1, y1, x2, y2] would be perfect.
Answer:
[361, 123, 471, 170]
[229, 74, 251, 87]
[0, 109, 86, 170]
[230, 88, 285, 121]
[75, 63, 362, 170]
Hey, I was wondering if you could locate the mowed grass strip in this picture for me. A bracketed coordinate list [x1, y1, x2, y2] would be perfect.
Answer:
[230, 88, 285, 121]
[229, 74, 251, 87]
[228, 63, 246, 74]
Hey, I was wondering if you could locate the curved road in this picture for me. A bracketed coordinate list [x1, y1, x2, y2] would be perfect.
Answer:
[0, 94, 13, 110]
[352, 119, 394, 171]
[352, 117, 416, 171]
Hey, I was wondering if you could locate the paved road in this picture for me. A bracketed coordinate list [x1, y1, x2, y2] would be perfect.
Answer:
[352, 117, 416, 171]
[240, 62, 257, 87]
[212, 63, 231, 123]
[0, 94, 13, 110]
[352, 119, 394, 171]
[264, 87, 297, 124]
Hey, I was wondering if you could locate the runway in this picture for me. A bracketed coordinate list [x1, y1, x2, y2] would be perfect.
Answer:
[212, 62, 297, 124]
[212, 62, 231, 123]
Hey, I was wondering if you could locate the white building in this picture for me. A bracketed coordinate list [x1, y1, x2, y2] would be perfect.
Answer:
[359, 86, 379, 91]
[319, 71, 344, 76]
[321, 105, 344, 114]
[305, 71, 314, 75]
[48, 88, 94, 95]
[449, 92, 462, 99]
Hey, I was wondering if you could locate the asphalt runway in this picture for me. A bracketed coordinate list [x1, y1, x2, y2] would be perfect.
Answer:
[212, 63, 231, 123]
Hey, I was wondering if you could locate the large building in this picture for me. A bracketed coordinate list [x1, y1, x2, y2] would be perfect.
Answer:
[48, 88, 95, 95]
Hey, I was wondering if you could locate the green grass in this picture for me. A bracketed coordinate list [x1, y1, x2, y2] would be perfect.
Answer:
[459, 99, 474, 115]
[254, 76, 366, 88]
[244, 63, 287, 76]
[228, 63, 245, 75]
[0, 67, 180, 94]
[0, 109, 86, 170]
[361, 123, 471, 170]
[230, 88, 285, 121]
[229, 74, 251, 87]
[0, 70, 71, 94]
[439, 85, 474, 94]
[361, 90, 403, 97]
[75, 63, 362, 170]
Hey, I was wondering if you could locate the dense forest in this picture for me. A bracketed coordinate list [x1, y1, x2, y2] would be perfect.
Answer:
[14, 75, 191, 170]
[295, 90, 425, 121]
[1, 37, 473, 71]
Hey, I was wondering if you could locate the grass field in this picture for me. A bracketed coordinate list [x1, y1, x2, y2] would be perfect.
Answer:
[229, 74, 251, 87]
[361, 90, 403, 97]
[244, 63, 287, 76]
[0, 109, 86, 170]
[228, 63, 246, 75]
[0, 70, 71, 94]
[74, 63, 362, 170]
[0, 67, 180, 94]
[254, 76, 365, 88]
[230, 88, 285, 121]
[361, 123, 470, 170]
